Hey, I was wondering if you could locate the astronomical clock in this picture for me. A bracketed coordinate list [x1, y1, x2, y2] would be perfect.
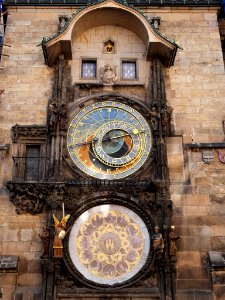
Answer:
[61, 97, 157, 290]
[46, 85, 174, 298]
[66, 101, 152, 180]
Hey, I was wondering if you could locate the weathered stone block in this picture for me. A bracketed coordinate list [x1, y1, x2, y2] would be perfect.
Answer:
[177, 279, 210, 290]
[18, 274, 42, 286]
[20, 229, 34, 242]
[0, 273, 17, 285]
[210, 237, 225, 251]
[182, 237, 210, 251]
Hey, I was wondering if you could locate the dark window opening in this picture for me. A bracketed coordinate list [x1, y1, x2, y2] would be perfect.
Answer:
[24, 145, 40, 181]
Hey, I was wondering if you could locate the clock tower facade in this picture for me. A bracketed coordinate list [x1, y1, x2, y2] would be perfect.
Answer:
[2, 0, 225, 299]
[36, 2, 177, 297]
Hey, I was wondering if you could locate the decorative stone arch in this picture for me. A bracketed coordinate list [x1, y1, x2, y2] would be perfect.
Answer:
[41, 0, 179, 67]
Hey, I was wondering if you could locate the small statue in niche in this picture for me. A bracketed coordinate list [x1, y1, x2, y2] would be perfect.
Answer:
[53, 214, 70, 258]
[152, 225, 164, 258]
[169, 226, 180, 256]
[49, 102, 58, 130]
[58, 15, 69, 31]
[106, 42, 113, 52]
[104, 39, 115, 53]
[100, 64, 118, 84]
[38, 226, 50, 258]
[161, 104, 173, 135]
[150, 105, 160, 130]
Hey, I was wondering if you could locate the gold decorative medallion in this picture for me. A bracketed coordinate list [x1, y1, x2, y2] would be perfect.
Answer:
[68, 205, 150, 285]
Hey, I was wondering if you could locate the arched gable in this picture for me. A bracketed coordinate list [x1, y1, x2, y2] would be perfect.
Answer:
[41, 0, 179, 67]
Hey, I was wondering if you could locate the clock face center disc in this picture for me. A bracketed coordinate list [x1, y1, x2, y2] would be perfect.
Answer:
[102, 129, 129, 157]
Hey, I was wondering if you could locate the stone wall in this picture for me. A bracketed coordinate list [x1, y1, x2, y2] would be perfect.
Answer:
[0, 8, 61, 300]
[0, 5, 225, 300]
[155, 8, 225, 299]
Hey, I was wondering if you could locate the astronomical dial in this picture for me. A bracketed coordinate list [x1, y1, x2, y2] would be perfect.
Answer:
[67, 101, 152, 180]
[68, 204, 151, 286]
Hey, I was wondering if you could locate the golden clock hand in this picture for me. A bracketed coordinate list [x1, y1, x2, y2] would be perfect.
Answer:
[102, 130, 145, 143]
[74, 137, 98, 147]
[105, 133, 131, 141]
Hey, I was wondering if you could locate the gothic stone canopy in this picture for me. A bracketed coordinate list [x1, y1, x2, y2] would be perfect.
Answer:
[40, 0, 179, 67]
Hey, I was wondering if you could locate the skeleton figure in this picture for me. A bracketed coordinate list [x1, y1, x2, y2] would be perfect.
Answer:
[169, 226, 180, 256]
[53, 214, 70, 257]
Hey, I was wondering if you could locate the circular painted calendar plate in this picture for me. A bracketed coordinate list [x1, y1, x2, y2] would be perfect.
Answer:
[68, 204, 151, 286]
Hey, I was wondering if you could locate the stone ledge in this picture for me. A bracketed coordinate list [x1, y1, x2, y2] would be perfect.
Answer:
[3, 0, 222, 6]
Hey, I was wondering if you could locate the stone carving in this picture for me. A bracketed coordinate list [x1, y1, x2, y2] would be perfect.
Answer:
[49, 103, 58, 130]
[39, 226, 50, 258]
[202, 150, 214, 164]
[151, 16, 161, 30]
[46, 185, 65, 209]
[11, 125, 47, 143]
[48, 102, 67, 131]
[160, 104, 173, 136]
[152, 226, 164, 258]
[100, 64, 118, 84]
[7, 183, 46, 214]
[7, 181, 171, 217]
[58, 15, 69, 31]
[53, 214, 70, 258]
[150, 105, 160, 130]
[169, 226, 180, 256]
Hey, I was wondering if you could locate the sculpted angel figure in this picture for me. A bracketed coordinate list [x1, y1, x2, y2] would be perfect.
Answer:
[53, 214, 70, 257]
[100, 64, 118, 84]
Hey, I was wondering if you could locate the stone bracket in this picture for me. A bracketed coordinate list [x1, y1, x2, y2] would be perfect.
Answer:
[6, 180, 172, 216]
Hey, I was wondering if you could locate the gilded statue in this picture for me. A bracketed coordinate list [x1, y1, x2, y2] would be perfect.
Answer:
[152, 226, 164, 258]
[53, 214, 70, 258]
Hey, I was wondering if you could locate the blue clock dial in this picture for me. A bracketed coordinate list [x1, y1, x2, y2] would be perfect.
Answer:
[67, 101, 152, 180]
